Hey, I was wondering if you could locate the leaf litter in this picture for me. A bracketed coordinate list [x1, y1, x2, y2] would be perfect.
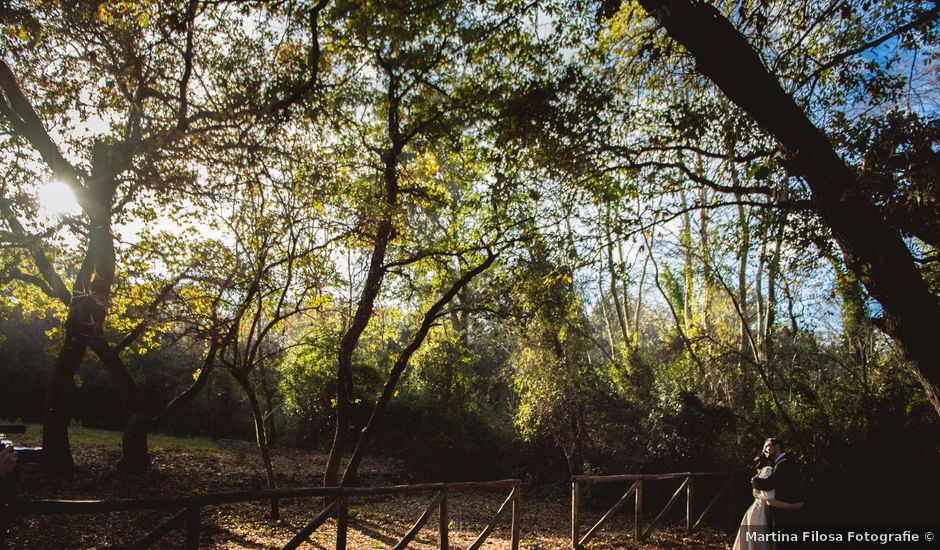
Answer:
[5, 441, 731, 549]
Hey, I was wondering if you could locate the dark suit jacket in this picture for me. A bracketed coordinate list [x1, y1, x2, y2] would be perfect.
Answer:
[752, 454, 802, 504]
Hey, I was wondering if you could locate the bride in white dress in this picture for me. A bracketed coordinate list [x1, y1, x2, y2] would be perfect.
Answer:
[733, 465, 803, 550]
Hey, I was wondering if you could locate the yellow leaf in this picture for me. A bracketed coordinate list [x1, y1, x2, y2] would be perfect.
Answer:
[98, 4, 114, 24]
[73, 374, 83, 388]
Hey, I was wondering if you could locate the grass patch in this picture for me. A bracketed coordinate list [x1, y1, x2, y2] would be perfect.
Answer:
[6, 422, 222, 454]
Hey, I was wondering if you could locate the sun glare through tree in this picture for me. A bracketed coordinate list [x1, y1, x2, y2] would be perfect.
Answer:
[34, 179, 81, 219]
[0, 0, 938, 548]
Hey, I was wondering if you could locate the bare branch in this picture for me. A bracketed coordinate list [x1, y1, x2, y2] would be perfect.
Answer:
[807, 4, 940, 82]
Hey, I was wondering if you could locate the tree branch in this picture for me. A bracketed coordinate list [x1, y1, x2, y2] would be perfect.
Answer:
[0, 198, 71, 304]
[0, 59, 88, 192]
[807, 4, 940, 82]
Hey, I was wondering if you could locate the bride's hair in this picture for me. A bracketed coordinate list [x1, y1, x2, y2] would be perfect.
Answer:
[753, 455, 768, 468]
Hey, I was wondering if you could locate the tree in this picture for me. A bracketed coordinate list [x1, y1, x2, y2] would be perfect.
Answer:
[583, 0, 940, 419]
[215, 161, 335, 518]
[316, 0, 537, 488]
[508, 236, 593, 475]
[0, 0, 323, 472]
[626, 0, 940, 417]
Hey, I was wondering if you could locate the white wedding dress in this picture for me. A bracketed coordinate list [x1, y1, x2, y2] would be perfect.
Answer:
[732, 466, 774, 550]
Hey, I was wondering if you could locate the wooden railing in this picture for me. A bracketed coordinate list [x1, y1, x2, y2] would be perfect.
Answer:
[570, 472, 735, 549]
[4, 479, 522, 550]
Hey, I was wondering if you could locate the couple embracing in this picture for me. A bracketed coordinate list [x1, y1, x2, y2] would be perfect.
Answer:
[733, 437, 804, 550]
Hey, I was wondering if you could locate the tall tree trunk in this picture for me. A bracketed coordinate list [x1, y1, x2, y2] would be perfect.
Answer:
[340, 253, 496, 485]
[259, 363, 278, 446]
[637, 0, 940, 418]
[42, 198, 116, 474]
[634, 235, 652, 348]
[598, 268, 617, 352]
[698, 187, 712, 336]
[324, 210, 394, 490]
[1, 60, 121, 474]
[735, 196, 753, 411]
[615, 221, 634, 338]
[237, 373, 279, 520]
[42, 338, 87, 474]
[678, 188, 694, 333]
[763, 214, 787, 380]
[605, 207, 630, 343]
[89, 341, 148, 472]
[755, 238, 767, 357]
[206, 373, 216, 440]
[324, 65, 402, 488]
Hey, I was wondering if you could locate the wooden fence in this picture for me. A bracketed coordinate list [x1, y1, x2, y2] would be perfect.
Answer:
[570, 472, 736, 549]
[4, 479, 521, 550]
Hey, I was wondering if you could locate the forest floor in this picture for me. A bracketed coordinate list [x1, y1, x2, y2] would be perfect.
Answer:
[4, 428, 733, 549]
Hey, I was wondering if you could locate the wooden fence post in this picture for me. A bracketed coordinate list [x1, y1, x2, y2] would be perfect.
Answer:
[439, 488, 449, 550]
[634, 480, 642, 541]
[686, 476, 693, 531]
[335, 497, 348, 550]
[511, 485, 520, 550]
[571, 480, 580, 549]
[184, 506, 200, 550]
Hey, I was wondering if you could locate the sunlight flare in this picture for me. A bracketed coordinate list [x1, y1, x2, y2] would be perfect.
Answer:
[35, 179, 81, 218]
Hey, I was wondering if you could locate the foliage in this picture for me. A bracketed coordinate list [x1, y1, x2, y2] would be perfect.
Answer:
[0, 1, 937, 526]
[278, 326, 339, 446]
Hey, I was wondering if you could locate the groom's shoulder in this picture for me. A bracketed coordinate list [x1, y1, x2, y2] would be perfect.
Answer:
[776, 455, 802, 474]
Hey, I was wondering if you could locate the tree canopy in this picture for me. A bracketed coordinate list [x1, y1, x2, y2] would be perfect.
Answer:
[1, 0, 938, 525]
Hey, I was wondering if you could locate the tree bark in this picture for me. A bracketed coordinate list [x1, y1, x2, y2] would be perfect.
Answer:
[42, 192, 116, 474]
[42, 338, 87, 474]
[324, 65, 402, 489]
[340, 252, 496, 485]
[734, 195, 753, 411]
[86, 327, 222, 474]
[89, 341, 148, 473]
[637, 0, 940, 417]
[598, 268, 617, 352]
[236, 373, 279, 520]
[763, 214, 787, 379]
[634, 234, 652, 348]
[678, 188, 694, 333]
[605, 207, 630, 343]
[755, 230, 767, 356]
[260, 363, 278, 446]
[698, 187, 712, 336]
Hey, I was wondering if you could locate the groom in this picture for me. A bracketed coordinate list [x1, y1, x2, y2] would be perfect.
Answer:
[752, 437, 802, 548]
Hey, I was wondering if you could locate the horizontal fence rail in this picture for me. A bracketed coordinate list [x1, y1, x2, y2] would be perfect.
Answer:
[571, 472, 736, 549]
[4, 479, 522, 550]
